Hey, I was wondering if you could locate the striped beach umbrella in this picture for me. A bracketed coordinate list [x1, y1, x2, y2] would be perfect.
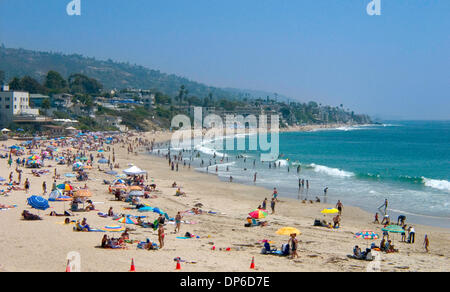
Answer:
[114, 216, 138, 224]
[27, 195, 50, 211]
[355, 230, 379, 240]
[57, 184, 73, 191]
[249, 209, 268, 219]
[102, 225, 125, 232]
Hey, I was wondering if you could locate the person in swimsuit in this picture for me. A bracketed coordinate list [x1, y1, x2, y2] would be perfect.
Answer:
[158, 225, 165, 249]
[289, 233, 298, 259]
[336, 200, 343, 215]
[175, 212, 182, 233]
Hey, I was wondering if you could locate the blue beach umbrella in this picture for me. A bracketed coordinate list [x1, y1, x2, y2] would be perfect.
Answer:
[27, 196, 50, 211]
[138, 206, 153, 213]
[98, 158, 108, 164]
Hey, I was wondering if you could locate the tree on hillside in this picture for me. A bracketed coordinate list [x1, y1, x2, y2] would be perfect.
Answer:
[68, 74, 103, 95]
[44, 71, 67, 93]
[8, 77, 21, 90]
[0, 70, 5, 84]
[20, 76, 46, 94]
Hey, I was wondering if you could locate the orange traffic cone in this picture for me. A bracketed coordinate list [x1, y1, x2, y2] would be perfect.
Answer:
[65, 260, 71, 272]
[250, 257, 255, 269]
[176, 259, 181, 270]
[129, 258, 136, 272]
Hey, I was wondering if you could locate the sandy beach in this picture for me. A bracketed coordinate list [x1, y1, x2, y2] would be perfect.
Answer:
[0, 130, 449, 272]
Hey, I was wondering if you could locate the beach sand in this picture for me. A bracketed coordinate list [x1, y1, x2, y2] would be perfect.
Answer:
[0, 131, 449, 272]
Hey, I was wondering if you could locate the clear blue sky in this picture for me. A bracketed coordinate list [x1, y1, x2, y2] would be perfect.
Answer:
[0, 0, 449, 120]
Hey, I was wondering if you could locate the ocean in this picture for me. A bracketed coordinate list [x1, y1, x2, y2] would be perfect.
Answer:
[154, 120, 450, 228]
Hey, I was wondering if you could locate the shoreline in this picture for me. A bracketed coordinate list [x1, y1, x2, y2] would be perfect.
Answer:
[152, 125, 450, 230]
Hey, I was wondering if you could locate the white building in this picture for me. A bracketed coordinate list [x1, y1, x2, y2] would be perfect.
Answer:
[143, 94, 155, 110]
[0, 85, 40, 127]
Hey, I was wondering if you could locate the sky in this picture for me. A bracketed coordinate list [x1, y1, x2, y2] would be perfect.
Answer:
[0, 0, 449, 120]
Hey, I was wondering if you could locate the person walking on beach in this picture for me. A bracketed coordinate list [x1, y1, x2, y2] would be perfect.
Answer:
[423, 234, 429, 252]
[42, 181, 47, 195]
[270, 198, 276, 214]
[158, 224, 165, 248]
[336, 200, 343, 215]
[24, 178, 30, 194]
[253, 172, 257, 183]
[272, 188, 278, 201]
[175, 212, 182, 233]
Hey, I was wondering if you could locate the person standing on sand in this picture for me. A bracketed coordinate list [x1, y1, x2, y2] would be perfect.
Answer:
[423, 234, 429, 252]
[158, 224, 165, 248]
[42, 181, 47, 195]
[272, 188, 278, 201]
[254, 172, 257, 183]
[289, 233, 299, 259]
[270, 198, 276, 214]
[262, 198, 267, 210]
[175, 212, 182, 233]
[24, 178, 30, 194]
[336, 200, 343, 215]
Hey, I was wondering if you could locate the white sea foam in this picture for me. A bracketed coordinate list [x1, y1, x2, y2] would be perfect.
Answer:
[275, 159, 289, 167]
[422, 177, 450, 192]
[310, 163, 355, 178]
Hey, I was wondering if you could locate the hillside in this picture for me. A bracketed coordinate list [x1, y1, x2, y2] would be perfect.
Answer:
[0, 46, 286, 100]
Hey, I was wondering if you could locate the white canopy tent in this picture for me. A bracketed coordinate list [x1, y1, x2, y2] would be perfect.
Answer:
[123, 166, 147, 175]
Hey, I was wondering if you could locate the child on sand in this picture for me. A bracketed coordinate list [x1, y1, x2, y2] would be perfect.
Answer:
[424, 234, 429, 252]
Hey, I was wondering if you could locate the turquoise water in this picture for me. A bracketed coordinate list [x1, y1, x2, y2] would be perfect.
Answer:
[155, 121, 450, 228]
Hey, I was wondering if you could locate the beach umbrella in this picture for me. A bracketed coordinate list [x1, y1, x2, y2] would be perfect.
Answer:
[276, 227, 301, 236]
[114, 216, 138, 225]
[64, 173, 76, 178]
[355, 230, 379, 248]
[138, 206, 153, 213]
[27, 195, 50, 211]
[102, 225, 125, 232]
[128, 190, 145, 197]
[249, 209, 268, 219]
[381, 225, 404, 233]
[98, 149, 105, 153]
[355, 230, 380, 240]
[321, 208, 340, 214]
[98, 158, 108, 164]
[74, 189, 92, 198]
[49, 189, 63, 201]
[0, 177, 5, 182]
[105, 171, 118, 175]
[57, 184, 73, 191]
[113, 179, 125, 185]
[128, 185, 143, 191]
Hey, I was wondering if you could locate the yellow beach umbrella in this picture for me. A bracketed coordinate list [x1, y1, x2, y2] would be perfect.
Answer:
[321, 208, 339, 214]
[276, 227, 301, 236]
